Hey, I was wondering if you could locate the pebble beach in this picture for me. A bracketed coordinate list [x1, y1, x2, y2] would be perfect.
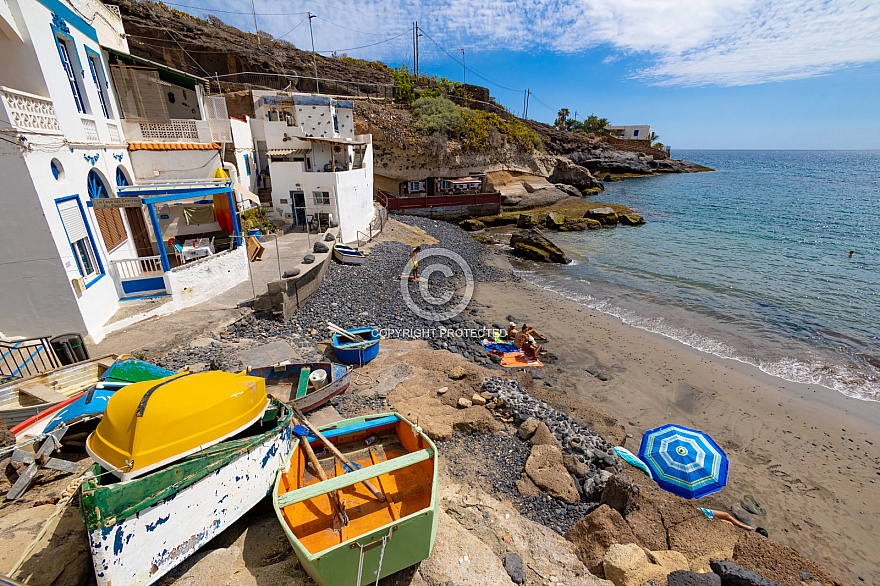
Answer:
[156, 214, 880, 583]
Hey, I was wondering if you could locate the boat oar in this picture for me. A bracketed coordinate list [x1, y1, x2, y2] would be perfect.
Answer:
[326, 321, 361, 343]
[291, 404, 386, 502]
[293, 425, 348, 527]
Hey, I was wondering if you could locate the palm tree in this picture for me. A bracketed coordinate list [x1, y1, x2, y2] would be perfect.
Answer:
[555, 108, 570, 130]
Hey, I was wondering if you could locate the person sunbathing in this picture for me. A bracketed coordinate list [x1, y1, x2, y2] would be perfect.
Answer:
[515, 325, 544, 360]
[523, 325, 547, 342]
[699, 508, 768, 536]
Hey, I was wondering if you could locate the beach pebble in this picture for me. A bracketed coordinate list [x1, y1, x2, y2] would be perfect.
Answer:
[471, 394, 487, 406]
[437, 386, 449, 395]
[457, 398, 473, 409]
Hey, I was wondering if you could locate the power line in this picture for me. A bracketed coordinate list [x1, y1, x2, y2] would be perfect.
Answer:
[417, 29, 523, 93]
[313, 15, 406, 37]
[316, 29, 410, 54]
[153, 1, 308, 16]
[277, 15, 309, 40]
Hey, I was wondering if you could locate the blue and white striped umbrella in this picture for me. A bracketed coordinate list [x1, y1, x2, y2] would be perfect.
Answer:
[637, 424, 729, 499]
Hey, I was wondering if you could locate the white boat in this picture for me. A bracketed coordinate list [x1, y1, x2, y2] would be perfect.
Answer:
[333, 243, 366, 265]
[79, 397, 293, 586]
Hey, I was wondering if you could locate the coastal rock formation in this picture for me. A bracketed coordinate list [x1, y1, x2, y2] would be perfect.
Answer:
[459, 218, 486, 231]
[548, 158, 605, 192]
[618, 214, 645, 226]
[545, 212, 566, 229]
[510, 230, 572, 264]
[709, 559, 787, 586]
[566, 505, 640, 577]
[667, 570, 721, 586]
[568, 149, 712, 176]
[602, 543, 688, 586]
[482, 376, 621, 491]
[525, 444, 580, 503]
[584, 207, 619, 226]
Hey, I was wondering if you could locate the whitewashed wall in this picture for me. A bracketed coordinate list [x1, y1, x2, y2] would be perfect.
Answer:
[129, 149, 222, 181]
[165, 246, 247, 305]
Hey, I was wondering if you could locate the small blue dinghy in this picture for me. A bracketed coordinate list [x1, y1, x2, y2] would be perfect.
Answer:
[331, 327, 380, 364]
[333, 243, 365, 265]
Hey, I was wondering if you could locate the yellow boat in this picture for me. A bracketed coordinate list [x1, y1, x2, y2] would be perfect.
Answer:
[86, 371, 269, 481]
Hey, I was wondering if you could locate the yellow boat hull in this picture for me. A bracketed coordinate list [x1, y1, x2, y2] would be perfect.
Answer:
[86, 371, 269, 481]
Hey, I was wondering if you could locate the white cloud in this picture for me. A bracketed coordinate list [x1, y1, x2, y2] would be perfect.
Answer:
[206, 0, 880, 86]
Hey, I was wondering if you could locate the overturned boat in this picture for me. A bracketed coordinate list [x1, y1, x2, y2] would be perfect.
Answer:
[273, 413, 438, 586]
[248, 361, 351, 413]
[80, 372, 292, 586]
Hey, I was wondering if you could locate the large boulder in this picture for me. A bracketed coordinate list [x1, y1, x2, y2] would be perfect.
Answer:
[602, 543, 687, 586]
[584, 207, 619, 226]
[524, 444, 580, 503]
[313, 241, 329, 253]
[528, 421, 561, 448]
[565, 504, 639, 577]
[548, 157, 604, 192]
[510, 229, 571, 264]
[618, 214, 645, 226]
[516, 214, 535, 228]
[600, 473, 637, 516]
[459, 218, 486, 231]
[518, 418, 540, 440]
[559, 218, 601, 231]
[544, 212, 565, 229]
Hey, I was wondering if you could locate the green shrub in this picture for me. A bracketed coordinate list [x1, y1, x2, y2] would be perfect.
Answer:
[393, 65, 414, 104]
[412, 97, 462, 134]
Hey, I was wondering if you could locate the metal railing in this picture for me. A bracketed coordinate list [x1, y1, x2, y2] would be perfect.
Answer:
[0, 337, 61, 381]
[356, 203, 388, 249]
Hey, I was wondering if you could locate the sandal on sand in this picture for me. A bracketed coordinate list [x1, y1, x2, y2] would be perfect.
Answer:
[742, 494, 767, 517]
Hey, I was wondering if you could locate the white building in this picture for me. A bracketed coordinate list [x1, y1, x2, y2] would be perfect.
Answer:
[605, 125, 652, 141]
[246, 91, 374, 244]
[0, 0, 245, 344]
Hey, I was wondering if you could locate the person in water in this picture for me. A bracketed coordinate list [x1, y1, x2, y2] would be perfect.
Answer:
[848, 250, 854, 258]
[409, 246, 421, 281]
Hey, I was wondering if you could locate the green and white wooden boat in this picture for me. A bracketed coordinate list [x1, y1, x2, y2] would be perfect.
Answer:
[273, 413, 438, 586]
[79, 398, 293, 586]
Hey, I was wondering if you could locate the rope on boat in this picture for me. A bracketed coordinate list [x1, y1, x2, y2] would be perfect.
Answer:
[354, 528, 392, 586]
[352, 345, 374, 388]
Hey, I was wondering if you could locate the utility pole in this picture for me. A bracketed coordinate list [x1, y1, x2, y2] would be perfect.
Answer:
[412, 22, 416, 73]
[524, 88, 530, 119]
[415, 22, 421, 77]
[307, 12, 319, 93]
[458, 48, 465, 85]
[250, 0, 259, 43]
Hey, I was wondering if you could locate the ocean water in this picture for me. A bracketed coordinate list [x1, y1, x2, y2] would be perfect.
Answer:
[517, 150, 880, 402]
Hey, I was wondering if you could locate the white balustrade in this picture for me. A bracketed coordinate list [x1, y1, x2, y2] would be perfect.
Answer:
[107, 123, 121, 143]
[0, 86, 62, 134]
[111, 256, 164, 279]
[139, 119, 199, 140]
[82, 118, 99, 142]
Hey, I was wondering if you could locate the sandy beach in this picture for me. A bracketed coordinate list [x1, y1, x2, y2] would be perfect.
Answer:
[470, 264, 880, 584]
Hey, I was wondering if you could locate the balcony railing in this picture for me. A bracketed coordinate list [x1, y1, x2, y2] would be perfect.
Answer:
[0, 86, 62, 134]
[122, 119, 214, 143]
[82, 118, 99, 142]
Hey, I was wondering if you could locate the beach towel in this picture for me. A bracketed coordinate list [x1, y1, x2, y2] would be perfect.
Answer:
[500, 352, 543, 367]
[482, 341, 518, 354]
[613, 446, 653, 479]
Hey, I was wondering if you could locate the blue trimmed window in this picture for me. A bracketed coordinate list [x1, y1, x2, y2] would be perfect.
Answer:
[244, 154, 251, 176]
[116, 167, 129, 187]
[88, 170, 108, 199]
[51, 15, 88, 115]
[51, 160, 61, 180]
[86, 51, 109, 118]
[56, 196, 103, 284]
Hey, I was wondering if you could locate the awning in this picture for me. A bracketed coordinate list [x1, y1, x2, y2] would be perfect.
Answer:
[129, 142, 220, 151]
[267, 148, 311, 156]
[233, 182, 261, 206]
[301, 136, 369, 146]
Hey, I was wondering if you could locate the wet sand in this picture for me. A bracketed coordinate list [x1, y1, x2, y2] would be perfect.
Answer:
[472, 275, 880, 584]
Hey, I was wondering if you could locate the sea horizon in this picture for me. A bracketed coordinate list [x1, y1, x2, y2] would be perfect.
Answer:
[516, 149, 880, 402]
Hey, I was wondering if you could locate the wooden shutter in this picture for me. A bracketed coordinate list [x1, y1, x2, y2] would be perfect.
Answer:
[94, 207, 127, 251]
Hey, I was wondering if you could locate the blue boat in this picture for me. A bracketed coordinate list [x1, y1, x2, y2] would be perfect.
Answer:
[331, 327, 380, 364]
[333, 243, 366, 265]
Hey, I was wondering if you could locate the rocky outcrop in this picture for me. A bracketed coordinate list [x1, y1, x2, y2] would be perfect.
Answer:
[709, 559, 787, 586]
[510, 229, 571, 264]
[548, 157, 604, 192]
[545, 212, 565, 229]
[459, 218, 486, 231]
[569, 149, 712, 176]
[602, 543, 688, 586]
[618, 214, 645, 226]
[584, 207, 619, 226]
[565, 505, 640, 577]
[525, 444, 580, 504]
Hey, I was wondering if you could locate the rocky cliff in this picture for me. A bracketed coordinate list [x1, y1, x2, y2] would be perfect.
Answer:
[110, 0, 710, 195]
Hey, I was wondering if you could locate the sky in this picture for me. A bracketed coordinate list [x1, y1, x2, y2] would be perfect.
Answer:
[162, 0, 880, 149]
